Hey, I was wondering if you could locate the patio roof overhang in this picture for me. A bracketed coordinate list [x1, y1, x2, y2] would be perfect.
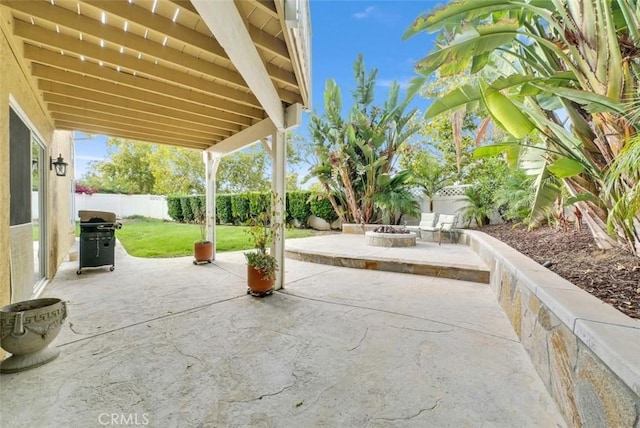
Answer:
[0, 0, 311, 152]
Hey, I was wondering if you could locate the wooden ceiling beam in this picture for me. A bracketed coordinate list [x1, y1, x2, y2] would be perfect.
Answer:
[55, 120, 215, 149]
[248, 25, 290, 61]
[85, 0, 230, 59]
[38, 81, 244, 133]
[43, 94, 231, 138]
[94, 0, 291, 65]
[27, 54, 263, 119]
[21, 42, 262, 109]
[252, 1, 279, 19]
[52, 111, 215, 145]
[48, 104, 220, 141]
[8, 2, 249, 88]
[193, 0, 284, 129]
[164, 0, 297, 83]
[15, 21, 300, 105]
[167, 0, 199, 16]
[32, 66, 253, 128]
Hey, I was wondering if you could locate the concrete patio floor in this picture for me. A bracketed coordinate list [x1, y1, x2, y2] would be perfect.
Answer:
[1, 237, 566, 427]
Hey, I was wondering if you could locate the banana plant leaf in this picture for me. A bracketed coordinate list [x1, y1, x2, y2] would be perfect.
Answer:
[480, 84, 536, 139]
[414, 21, 520, 77]
[547, 157, 586, 179]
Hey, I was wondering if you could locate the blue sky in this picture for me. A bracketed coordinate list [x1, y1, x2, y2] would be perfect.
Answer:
[74, 1, 440, 178]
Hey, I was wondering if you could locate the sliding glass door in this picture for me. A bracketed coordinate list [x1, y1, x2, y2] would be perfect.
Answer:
[32, 138, 46, 295]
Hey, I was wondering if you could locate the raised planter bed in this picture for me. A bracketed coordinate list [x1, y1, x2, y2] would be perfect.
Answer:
[460, 229, 640, 426]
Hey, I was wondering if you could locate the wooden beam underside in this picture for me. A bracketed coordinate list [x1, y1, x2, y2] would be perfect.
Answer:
[44, 96, 231, 139]
[56, 121, 213, 150]
[1, 0, 305, 149]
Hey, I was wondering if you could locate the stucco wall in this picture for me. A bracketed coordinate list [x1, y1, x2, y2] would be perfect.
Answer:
[1, 8, 74, 314]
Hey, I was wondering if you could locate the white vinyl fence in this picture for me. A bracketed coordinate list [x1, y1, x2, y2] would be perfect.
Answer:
[74, 193, 170, 220]
[407, 185, 503, 227]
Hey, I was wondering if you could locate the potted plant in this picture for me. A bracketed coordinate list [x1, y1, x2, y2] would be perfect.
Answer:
[193, 203, 213, 264]
[244, 211, 278, 296]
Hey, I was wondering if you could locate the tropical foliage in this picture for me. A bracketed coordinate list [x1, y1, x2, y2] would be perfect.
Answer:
[308, 55, 421, 224]
[405, 0, 640, 255]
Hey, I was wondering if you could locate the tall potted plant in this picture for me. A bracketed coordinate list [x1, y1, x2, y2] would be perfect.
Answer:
[193, 203, 213, 264]
[244, 211, 278, 296]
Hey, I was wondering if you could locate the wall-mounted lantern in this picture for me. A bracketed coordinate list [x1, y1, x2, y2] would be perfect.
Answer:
[50, 154, 68, 177]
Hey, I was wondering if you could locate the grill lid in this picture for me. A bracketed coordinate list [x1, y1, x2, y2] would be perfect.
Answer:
[78, 210, 116, 223]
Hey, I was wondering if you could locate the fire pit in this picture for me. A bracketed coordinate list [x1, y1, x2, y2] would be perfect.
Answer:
[365, 226, 417, 247]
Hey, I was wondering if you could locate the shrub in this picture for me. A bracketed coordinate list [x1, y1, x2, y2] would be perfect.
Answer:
[310, 194, 338, 223]
[189, 195, 203, 214]
[167, 196, 184, 222]
[74, 182, 96, 195]
[231, 193, 250, 224]
[247, 192, 270, 219]
[180, 196, 195, 223]
[459, 184, 494, 227]
[288, 191, 311, 225]
[216, 194, 233, 224]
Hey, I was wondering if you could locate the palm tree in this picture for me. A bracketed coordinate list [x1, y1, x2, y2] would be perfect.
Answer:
[404, 0, 640, 255]
[409, 154, 452, 212]
[309, 55, 420, 224]
[373, 171, 421, 225]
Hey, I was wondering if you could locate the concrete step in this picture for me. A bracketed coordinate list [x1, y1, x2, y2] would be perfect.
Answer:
[285, 236, 490, 284]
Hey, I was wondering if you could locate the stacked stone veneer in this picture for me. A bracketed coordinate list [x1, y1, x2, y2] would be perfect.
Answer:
[461, 230, 640, 427]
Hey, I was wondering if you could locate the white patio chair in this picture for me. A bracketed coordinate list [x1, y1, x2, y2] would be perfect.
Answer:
[417, 213, 439, 239]
[436, 214, 459, 245]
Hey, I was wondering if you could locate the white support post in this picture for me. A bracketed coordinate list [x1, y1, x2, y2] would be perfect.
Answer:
[271, 131, 287, 290]
[204, 151, 221, 260]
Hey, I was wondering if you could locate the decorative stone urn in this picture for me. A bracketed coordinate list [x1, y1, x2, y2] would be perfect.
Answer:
[0, 298, 67, 373]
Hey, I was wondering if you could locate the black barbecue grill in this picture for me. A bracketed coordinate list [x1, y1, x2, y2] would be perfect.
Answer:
[77, 210, 122, 275]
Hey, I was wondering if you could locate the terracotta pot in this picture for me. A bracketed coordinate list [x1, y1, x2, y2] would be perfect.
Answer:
[247, 264, 274, 294]
[0, 298, 67, 373]
[193, 241, 213, 263]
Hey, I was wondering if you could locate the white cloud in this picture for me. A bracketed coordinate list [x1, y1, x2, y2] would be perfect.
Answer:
[353, 6, 375, 19]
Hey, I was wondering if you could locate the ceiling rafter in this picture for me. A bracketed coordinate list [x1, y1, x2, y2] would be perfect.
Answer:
[1, 0, 310, 152]
[48, 104, 223, 140]
[28, 54, 264, 120]
[22, 43, 263, 109]
[252, 1, 279, 19]
[56, 120, 215, 149]
[168, 0, 296, 80]
[32, 65, 254, 127]
[14, 21, 300, 105]
[42, 93, 232, 138]
[192, 0, 284, 129]
[8, 2, 250, 88]
[52, 111, 216, 145]
[38, 81, 244, 133]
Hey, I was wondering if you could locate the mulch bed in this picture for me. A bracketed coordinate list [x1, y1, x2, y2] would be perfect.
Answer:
[479, 224, 640, 320]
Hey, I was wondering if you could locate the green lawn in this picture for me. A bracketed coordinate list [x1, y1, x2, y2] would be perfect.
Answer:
[115, 218, 314, 258]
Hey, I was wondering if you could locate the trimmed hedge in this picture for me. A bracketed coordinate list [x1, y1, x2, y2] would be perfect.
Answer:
[310, 195, 338, 223]
[180, 196, 194, 223]
[189, 196, 205, 221]
[247, 192, 270, 219]
[231, 193, 250, 224]
[288, 191, 311, 225]
[167, 196, 184, 222]
[216, 194, 233, 224]
[167, 191, 340, 227]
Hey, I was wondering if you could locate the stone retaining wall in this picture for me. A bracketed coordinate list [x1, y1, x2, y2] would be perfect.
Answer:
[461, 230, 640, 427]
